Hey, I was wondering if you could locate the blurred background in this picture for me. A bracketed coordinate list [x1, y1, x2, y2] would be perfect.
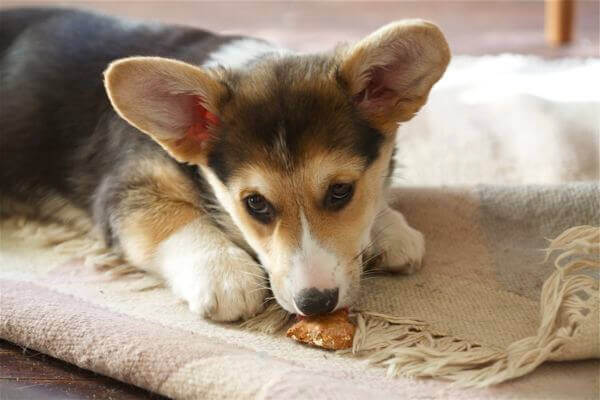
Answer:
[1, 1, 599, 185]
[1, 0, 598, 57]
[0, 2, 598, 399]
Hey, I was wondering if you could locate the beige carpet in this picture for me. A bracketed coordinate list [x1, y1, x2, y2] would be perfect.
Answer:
[1, 55, 599, 399]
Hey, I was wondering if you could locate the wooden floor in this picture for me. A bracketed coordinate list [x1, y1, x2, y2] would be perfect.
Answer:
[0, 340, 166, 400]
[0, 1, 598, 399]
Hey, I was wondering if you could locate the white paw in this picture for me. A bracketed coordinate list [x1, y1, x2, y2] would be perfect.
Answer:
[372, 209, 425, 274]
[169, 246, 267, 321]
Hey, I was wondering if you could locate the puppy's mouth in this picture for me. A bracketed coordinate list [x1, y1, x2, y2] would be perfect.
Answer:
[261, 258, 366, 316]
[271, 283, 343, 317]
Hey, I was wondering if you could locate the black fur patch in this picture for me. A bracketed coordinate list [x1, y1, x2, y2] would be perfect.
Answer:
[206, 55, 384, 183]
[0, 7, 385, 245]
[0, 8, 236, 241]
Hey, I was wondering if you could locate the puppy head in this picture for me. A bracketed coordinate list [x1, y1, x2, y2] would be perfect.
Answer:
[105, 20, 450, 315]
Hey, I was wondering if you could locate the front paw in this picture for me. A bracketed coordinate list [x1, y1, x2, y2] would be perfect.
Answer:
[170, 247, 268, 321]
[373, 209, 425, 274]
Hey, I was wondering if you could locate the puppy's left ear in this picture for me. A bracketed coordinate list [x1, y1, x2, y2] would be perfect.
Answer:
[340, 20, 450, 133]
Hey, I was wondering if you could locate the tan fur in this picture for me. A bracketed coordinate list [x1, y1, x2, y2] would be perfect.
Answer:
[116, 160, 204, 267]
[222, 139, 396, 308]
[118, 205, 201, 267]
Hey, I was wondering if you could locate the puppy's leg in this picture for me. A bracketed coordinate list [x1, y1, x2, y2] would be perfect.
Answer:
[96, 161, 267, 321]
[370, 206, 425, 274]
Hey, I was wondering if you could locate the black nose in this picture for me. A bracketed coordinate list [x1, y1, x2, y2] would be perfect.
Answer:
[294, 288, 339, 316]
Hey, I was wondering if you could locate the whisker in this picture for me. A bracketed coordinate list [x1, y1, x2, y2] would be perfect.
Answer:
[363, 262, 387, 271]
[261, 296, 276, 307]
[361, 270, 384, 277]
[248, 286, 271, 294]
[362, 250, 384, 267]
[360, 276, 381, 282]
[237, 270, 269, 280]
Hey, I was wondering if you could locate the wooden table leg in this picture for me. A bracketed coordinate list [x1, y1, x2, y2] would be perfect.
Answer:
[545, 0, 575, 46]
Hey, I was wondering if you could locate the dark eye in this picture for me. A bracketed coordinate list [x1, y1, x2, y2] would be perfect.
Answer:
[244, 194, 276, 223]
[324, 183, 354, 210]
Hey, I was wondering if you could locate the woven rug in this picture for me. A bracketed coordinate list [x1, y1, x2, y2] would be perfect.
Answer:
[1, 185, 599, 399]
[1, 55, 600, 399]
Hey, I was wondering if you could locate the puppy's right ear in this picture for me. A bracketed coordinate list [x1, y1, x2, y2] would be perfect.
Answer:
[104, 57, 227, 164]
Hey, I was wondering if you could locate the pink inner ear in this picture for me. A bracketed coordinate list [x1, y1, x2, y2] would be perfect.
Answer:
[181, 96, 220, 144]
[354, 66, 398, 110]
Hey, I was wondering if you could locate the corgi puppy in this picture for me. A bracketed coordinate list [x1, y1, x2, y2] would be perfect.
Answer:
[0, 8, 450, 321]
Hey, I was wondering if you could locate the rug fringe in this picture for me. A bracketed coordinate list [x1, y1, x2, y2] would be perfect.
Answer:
[350, 225, 599, 387]
[2, 215, 145, 279]
[240, 302, 293, 334]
